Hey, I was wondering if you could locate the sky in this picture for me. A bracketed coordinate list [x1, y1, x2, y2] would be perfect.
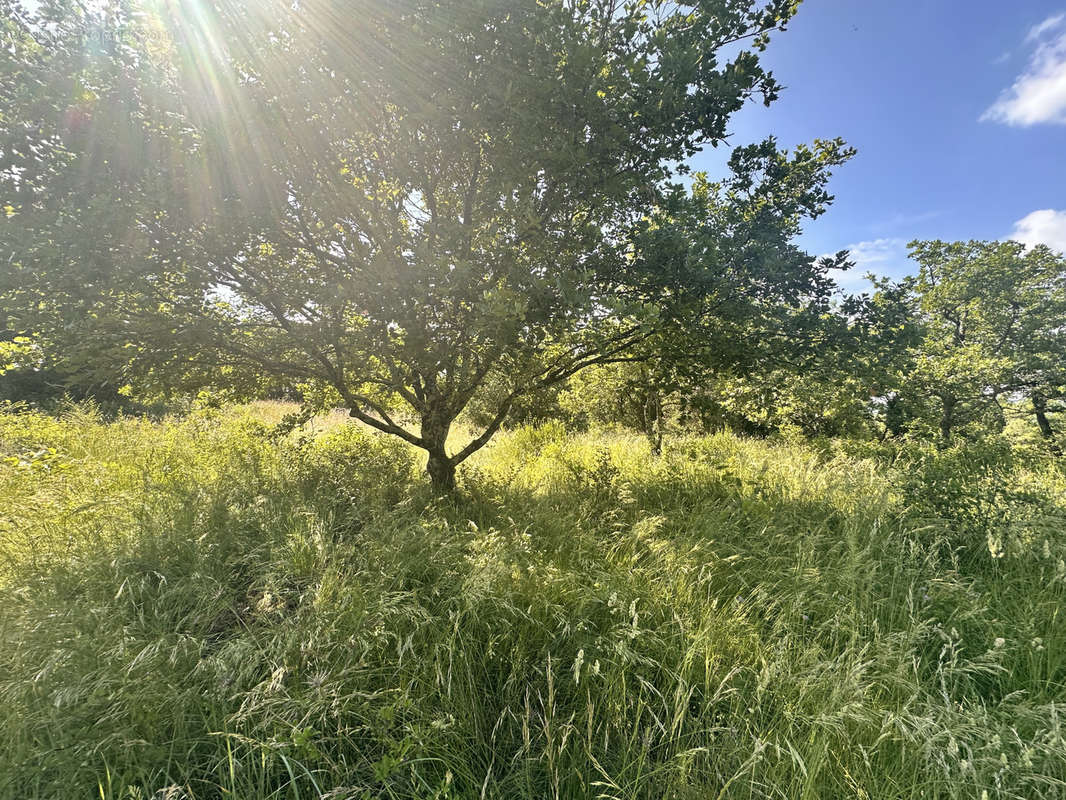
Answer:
[690, 0, 1066, 293]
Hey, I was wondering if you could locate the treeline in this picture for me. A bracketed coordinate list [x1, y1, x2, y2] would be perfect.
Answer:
[503, 239, 1065, 456]
[1, 1, 1063, 487]
[8, 236, 1066, 460]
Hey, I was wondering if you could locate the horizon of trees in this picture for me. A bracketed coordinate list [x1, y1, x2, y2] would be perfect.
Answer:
[2, 1, 1065, 487]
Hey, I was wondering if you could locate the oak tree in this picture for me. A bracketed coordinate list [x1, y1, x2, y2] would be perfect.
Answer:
[4, 0, 839, 488]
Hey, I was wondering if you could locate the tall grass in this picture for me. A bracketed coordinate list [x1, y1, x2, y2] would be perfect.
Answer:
[0, 404, 1064, 798]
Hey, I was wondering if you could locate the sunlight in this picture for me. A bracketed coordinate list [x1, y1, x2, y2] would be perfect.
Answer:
[3, 2, 1066, 796]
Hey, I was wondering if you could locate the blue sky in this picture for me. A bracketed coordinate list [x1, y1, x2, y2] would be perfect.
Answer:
[691, 0, 1066, 293]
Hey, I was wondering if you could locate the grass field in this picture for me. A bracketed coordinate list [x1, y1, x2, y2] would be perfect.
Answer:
[1, 402, 1065, 799]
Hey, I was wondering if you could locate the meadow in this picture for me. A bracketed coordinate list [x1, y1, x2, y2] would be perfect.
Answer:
[1, 402, 1065, 799]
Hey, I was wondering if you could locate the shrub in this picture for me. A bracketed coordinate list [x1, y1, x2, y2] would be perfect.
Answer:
[897, 436, 1066, 566]
[282, 424, 416, 515]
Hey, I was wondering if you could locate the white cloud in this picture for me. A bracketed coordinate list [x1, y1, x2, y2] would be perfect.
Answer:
[1028, 13, 1065, 42]
[983, 14, 1066, 125]
[845, 237, 909, 270]
[1009, 209, 1066, 253]
[823, 238, 911, 294]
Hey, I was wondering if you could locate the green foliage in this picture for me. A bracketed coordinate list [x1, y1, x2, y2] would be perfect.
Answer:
[726, 241, 1066, 452]
[464, 371, 566, 430]
[902, 241, 1066, 446]
[2, 405, 1066, 798]
[896, 436, 1066, 566]
[284, 423, 416, 513]
[2, 0, 837, 489]
[0, 336, 133, 408]
[691, 369, 876, 439]
[559, 361, 674, 434]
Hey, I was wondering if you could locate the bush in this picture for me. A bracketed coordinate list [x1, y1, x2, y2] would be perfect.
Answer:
[897, 436, 1066, 566]
[283, 424, 417, 515]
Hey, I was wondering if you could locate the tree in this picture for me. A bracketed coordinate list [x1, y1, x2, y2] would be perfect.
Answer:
[559, 359, 680, 452]
[554, 134, 856, 451]
[905, 240, 1066, 450]
[5, 0, 839, 489]
[852, 277, 923, 439]
[612, 138, 855, 446]
[1, 0, 187, 400]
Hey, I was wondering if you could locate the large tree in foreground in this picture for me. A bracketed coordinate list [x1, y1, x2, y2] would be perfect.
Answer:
[4, 0, 846, 488]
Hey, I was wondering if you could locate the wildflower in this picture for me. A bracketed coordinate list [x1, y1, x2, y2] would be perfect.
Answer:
[572, 649, 585, 684]
[994, 637, 1005, 649]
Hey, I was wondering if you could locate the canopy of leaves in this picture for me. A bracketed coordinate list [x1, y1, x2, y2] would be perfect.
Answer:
[3, 0, 856, 485]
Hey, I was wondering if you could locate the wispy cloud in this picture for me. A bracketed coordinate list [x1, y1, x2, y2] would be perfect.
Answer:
[983, 13, 1066, 126]
[869, 210, 941, 234]
[824, 238, 912, 294]
[845, 238, 909, 270]
[1027, 13, 1065, 42]
[1009, 209, 1066, 253]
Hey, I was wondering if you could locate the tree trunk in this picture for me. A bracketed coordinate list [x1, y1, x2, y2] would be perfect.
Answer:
[421, 407, 457, 492]
[881, 391, 906, 440]
[938, 396, 956, 449]
[643, 387, 663, 456]
[1033, 392, 1062, 457]
[425, 450, 457, 492]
